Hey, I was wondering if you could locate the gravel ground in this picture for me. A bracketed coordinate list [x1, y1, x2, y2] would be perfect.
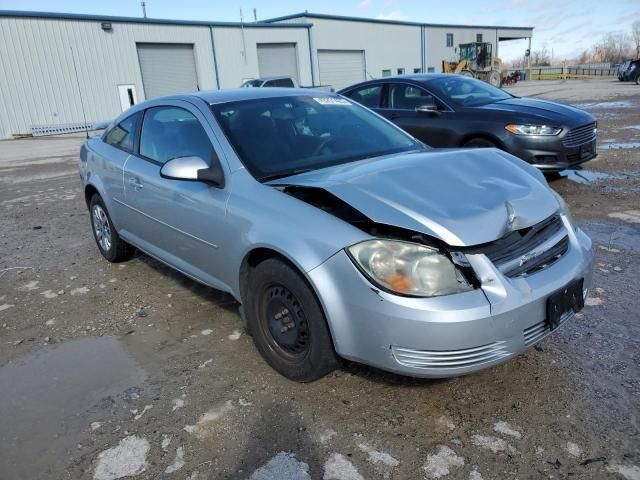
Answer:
[0, 78, 639, 480]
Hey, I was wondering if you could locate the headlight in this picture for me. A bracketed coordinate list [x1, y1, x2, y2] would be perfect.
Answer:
[551, 190, 575, 230]
[505, 124, 562, 136]
[347, 239, 473, 297]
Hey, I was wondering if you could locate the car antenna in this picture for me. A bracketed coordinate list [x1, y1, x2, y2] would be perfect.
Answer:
[70, 47, 90, 139]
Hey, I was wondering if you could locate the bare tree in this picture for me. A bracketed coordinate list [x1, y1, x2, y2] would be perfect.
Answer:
[632, 20, 640, 58]
[531, 47, 551, 66]
[593, 33, 631, 63]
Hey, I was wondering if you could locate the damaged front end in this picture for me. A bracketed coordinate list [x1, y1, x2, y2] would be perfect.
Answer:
[278, 185, 481, 295]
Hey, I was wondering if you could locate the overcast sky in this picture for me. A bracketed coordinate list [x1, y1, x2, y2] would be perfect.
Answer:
[2, 0, 638, 61]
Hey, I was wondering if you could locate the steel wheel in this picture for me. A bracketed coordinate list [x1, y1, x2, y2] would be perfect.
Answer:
[92, 204, 112, 253]
[261, 284, 310, 358]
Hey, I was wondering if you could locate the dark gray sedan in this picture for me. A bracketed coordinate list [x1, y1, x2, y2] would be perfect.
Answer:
[339, 74, 598, 172]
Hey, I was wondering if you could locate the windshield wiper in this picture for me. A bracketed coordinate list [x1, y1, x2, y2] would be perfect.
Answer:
[258, 168, 314, 183]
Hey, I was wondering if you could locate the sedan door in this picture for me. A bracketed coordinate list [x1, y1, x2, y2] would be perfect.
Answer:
[120, 101, 231, 290]
[379, 83, 457, 147]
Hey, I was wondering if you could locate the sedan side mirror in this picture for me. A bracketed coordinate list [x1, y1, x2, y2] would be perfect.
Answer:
[415, 104, 440, 115]
[160, 155, 225, 188]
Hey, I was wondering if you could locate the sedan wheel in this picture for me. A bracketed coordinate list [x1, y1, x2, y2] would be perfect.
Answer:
[246, 258, 339, 381]
[92, 204, 112, 253]
[89, 194, 135, 262]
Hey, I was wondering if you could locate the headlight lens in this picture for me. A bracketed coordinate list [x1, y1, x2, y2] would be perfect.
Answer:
[551, 190, 575, 230]
[505, 124, 562, 136]
[347, 239, 473, 297]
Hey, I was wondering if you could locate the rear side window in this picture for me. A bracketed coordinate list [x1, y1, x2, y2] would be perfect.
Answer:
[104, 113, 139, 152]
[344, 85, 382, 108]
[140, 106, 214, 165]
[264, 78, 295, 87]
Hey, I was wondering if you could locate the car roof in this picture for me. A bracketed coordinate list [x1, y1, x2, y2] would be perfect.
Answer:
[149, 88, 334, 106]
[337, 73, 453, 92]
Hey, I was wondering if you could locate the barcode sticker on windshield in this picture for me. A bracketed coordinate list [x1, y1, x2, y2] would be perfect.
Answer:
[313, 97, 351, 106]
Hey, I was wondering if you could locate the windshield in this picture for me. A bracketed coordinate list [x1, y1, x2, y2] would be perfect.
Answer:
[211, 95, 422, 181]
[429, 76, 513, 107]
[240, 79, 263, 88]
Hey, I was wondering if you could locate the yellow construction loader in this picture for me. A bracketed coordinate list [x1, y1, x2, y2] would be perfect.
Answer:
[442, 42, 503, 87]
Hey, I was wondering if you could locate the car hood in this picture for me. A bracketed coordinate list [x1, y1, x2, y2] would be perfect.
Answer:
[269, 149, 560, 247]
[475, 97, 594, 125]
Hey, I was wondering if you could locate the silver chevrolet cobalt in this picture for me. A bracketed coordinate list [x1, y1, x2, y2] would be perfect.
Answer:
[80, 88, 594, 381]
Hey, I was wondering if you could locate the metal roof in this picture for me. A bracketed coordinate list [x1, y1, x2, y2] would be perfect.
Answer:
[263, 12, 533, 31]
[0, 10, 312, 28]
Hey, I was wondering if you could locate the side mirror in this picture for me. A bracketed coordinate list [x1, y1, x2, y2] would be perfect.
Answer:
[415, 104, 440, 115]
[160, 156, 225, 188]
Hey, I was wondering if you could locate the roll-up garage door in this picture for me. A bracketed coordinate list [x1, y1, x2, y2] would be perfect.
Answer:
[257, 43, 299, 82]
[317, 50, 365, 90]
[137, 43, 199, 99]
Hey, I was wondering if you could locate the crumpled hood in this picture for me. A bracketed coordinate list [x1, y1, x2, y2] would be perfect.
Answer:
[271, 149, 560, 247]
[476, 97, 594, 125]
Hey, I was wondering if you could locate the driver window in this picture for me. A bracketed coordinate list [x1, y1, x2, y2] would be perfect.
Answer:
[388, 84, 435, 110]
[140, 106, 214, 165]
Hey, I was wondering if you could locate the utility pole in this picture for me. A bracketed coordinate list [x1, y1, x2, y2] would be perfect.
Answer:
[253, 8, 257, 22]
[141, 1, 147, 18]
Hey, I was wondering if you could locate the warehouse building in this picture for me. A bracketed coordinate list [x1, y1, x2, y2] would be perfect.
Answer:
[0, 10, 532, 139]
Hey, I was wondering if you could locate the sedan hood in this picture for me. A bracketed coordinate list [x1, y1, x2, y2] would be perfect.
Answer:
[476, 97, 594, 125]
[271, 149, 559, 247]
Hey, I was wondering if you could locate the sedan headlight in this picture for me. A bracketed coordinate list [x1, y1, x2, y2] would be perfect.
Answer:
[347, 239, 473, 297]
[505, 124, 562, 136]
[551, 190, 575, 230]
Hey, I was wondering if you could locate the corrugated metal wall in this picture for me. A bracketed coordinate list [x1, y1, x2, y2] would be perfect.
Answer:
[0, 16, 312, 139]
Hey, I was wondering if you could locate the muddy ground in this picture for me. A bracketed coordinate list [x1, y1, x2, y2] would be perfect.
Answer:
[0, 79, 638, 480]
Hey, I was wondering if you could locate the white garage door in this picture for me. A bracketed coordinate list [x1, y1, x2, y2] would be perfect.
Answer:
[257, 43, 299, 82]
[318, 50, 365, 90]
[137, 43, 199, 99]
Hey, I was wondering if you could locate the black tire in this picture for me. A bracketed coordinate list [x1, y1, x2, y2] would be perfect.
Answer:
[245, 258, 339, 382]
[463, 137, 498, 149]
[89, 194, 135, 262]
[636, 75, 639, 86]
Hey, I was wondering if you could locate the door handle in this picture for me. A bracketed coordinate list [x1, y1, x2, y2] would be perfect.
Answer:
[128, 177, 144, 191]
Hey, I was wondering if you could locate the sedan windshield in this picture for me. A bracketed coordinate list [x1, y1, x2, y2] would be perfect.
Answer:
[212, 95, 422, 181]
[430, 76, 512, 107]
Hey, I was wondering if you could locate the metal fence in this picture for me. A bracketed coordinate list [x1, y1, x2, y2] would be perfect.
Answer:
[504, 65, 617, 80]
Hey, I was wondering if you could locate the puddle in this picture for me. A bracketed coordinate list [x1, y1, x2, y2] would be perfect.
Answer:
[599, 142, 640, 150]
[619, 125, 640, 131]
[0, 337, 146, 479]
[559, 169, 624, 184]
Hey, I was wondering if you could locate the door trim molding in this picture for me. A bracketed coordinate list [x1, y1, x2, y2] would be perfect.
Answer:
[113, 197, 219, 249]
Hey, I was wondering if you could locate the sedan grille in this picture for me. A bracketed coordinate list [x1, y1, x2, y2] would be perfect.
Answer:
[392, 342, 510, 369]
[562, 122, 597, 148]
[466, 214, 569, 278]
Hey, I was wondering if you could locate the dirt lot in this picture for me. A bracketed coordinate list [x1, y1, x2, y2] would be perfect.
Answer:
[0, 78, 638, 480]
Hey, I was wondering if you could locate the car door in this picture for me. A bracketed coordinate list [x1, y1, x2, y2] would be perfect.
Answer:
[379, 82, 456, 147]
[120, 101, 231, 290]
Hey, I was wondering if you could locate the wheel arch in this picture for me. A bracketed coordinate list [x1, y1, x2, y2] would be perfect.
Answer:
[459, 132, 506, 150]
[237, 246, 340, 351]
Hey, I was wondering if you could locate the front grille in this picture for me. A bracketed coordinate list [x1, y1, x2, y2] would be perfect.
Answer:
[392, 341, 510, 369]
[562, 122, 596, 148]
[523, 311, 574, 346]
[465, 214, 569, 278]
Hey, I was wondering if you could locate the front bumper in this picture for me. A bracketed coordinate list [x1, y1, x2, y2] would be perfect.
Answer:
[507, 135, 598, 172]
[308, 221, 594, 378]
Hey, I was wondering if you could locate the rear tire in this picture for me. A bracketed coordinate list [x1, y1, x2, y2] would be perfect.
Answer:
[460, 69, 474, 78]
[463, 137, 498, 149]
[488, 70, 501, 87]
[245, 258, 339, 382]
[89, 194, 135, 262]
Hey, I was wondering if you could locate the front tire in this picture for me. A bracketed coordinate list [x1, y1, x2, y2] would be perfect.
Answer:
[89, 194, 135, 262]
[245, 258, 339, 382]
[463, 137, 498, 149]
